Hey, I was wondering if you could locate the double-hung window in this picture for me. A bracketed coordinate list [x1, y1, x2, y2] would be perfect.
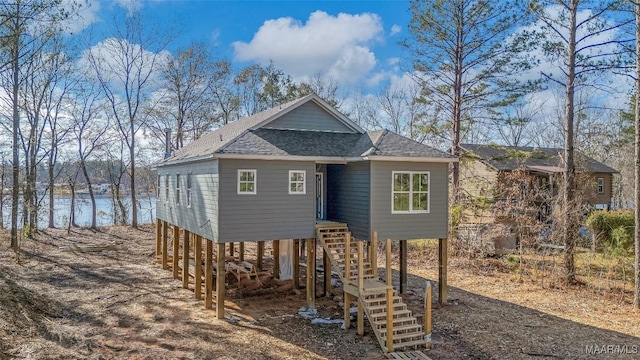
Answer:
[596, 177, 604, 194]
[238, 169, 256, 194]
[176, 174, 181, 205]
[186, 173, 192, 207]
[289, 170, 306, 194]
[392, 171, 430, 213]
[164, 175, 169, 204]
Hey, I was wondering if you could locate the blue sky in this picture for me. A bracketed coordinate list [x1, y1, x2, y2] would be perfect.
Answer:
[88, 0, 412, 91]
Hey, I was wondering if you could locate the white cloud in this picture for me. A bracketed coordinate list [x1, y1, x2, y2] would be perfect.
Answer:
[62, 0, 101, 33]
[233, 10, 383, 85]
[79, 37, 170, 91]
[113, 0, 142, 15]
[390, 24, 401, 36]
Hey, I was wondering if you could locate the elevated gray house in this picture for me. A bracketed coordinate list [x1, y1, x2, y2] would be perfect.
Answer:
[155, 94, 456, 339]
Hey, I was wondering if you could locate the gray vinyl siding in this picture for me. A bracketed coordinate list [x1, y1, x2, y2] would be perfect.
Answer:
[262, 101, 355, 133]
[156, 159, 219, 241]
[326, 162, 371, 240]
[218, 159, 315, 242]
[370, 161, 449, 240]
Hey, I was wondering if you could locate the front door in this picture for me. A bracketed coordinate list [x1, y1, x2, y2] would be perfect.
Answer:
[315, 172, 324, 219]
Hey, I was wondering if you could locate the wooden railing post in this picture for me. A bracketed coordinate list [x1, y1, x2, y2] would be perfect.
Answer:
[386, 238, 392, 286]
[357, 241, 364, 293]
[371, 231, 378, 279]
[425, 281, 432, 349]
[345, 232, 351, 281]
[205, 240, 213, 309]
[386, 286, 394, 352]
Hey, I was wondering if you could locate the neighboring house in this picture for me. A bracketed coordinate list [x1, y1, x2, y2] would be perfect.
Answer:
[457, 143, 617, 254]
[155, 94, 457, 330]
[459, 143, 618, 222]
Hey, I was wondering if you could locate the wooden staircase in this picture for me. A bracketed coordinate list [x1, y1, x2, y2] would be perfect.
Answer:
[316, 224, 426, 352]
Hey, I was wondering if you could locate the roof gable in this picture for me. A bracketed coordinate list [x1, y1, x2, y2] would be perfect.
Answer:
[261, 101, 356, 133]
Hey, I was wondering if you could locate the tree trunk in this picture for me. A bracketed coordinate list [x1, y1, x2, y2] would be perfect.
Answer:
[562, 0, 578, 284]
[451, 2, 464, 202]
[130, 122, 137, 228]
[633, 1, 640, 309]
[80, 160, 97, 229]
[10, 5, 20, 249]
[67, 178, 76, 234]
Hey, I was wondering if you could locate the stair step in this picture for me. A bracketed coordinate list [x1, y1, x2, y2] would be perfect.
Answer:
[362, 296, 403, 306]
[373, 317, 417, 328]
[370, 309, 412, 320]
[386, 338, 427, 351]
[367, 303, 407, 313]
[379, 323, 423, 336]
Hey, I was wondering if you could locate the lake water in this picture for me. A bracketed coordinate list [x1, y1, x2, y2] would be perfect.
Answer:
[2, 194, 156, 229]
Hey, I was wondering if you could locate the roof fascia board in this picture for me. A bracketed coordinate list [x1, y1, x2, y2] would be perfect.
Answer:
[154, 154, 216, 168]
[214, 153, 348, 164]
[363, 155, 458, 163]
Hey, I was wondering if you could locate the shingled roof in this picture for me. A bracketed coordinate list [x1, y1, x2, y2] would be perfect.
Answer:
[159, 95, 454, 165]
[461, 144, 617, 174]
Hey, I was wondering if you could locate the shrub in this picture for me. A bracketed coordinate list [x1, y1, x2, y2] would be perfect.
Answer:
[585, 210, 634, 253]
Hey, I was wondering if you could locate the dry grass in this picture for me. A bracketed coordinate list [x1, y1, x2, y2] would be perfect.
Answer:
[1, 229, 639, 359]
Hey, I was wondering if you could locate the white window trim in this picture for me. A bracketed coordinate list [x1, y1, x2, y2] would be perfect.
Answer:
[391, 171, 430, 214]
[237, 169, 257, 195]
[289, 170, 306, 195]
[596, 177, 604, 194]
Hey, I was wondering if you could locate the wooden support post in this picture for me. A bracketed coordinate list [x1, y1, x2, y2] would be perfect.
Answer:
[257, 241, 264, 270]
[293, 239, 300, 289]
[306, 237, 316, 309]
[344, 292, 351, 329]
[344, 232, 351, 281]
[399, 239, 407, 294]
[438, 238, 448, 305]
[239, 242, 245, 262]
[273, 240, 280, 279]
[216, 242, 225, 319]
[357, 299, 364, 336]
[425, 281, 432, 349]
[195, 235, 202, 300]
[155, 219, 161, 257]
[323, 249, 331, 296]
[173, 225, 180, 280]
[204, 240, 213, 309]
[182, 230, 190, 289]
[386, 239, 392, 287]
[229, 242, 234, 258]
[371, 231, 378, 279]
[162, 221, 168, 270]
[386, 287, 394, 352]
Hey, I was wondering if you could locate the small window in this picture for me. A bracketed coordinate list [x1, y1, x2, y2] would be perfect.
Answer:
[289, 170, 306, 194]
[238, 169, 256, 194]
[596, 177, 604, 194]
[187, 173, 192, 207]
[392, 171, 430, 213]
[164, 175, 169, 204]
[176, 173, 181, 205]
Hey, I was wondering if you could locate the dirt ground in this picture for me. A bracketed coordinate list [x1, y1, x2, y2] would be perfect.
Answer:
[0, 226, 639, 360]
